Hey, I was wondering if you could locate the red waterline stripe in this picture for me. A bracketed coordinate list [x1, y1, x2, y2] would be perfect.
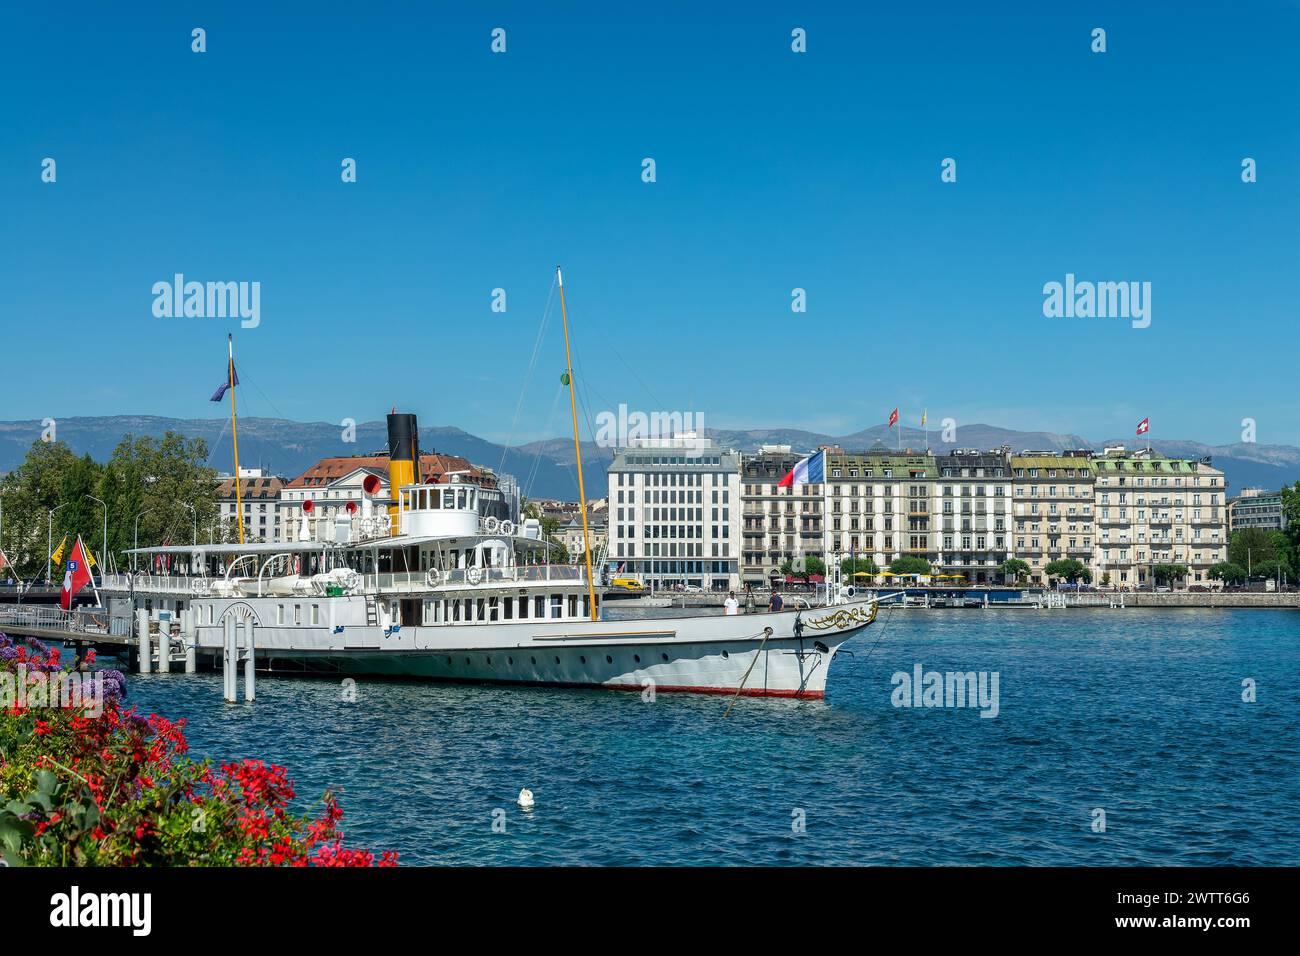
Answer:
[603, 682, 822, 699]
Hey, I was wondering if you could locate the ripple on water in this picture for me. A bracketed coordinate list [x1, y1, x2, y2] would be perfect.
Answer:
[100, 608, 1300, 865]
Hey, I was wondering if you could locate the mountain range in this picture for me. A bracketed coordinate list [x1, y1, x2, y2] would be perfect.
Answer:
[2, 416, 1298, 502]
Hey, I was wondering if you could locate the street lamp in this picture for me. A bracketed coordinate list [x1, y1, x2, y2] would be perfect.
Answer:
[86, 494, 108, 583]
[133, 509, 153, 572]
[47, 503, 68, 586]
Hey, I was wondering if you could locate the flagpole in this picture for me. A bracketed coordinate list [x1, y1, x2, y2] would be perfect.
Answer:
[228, 334, 245, 544]
[557, 266, 598, 622]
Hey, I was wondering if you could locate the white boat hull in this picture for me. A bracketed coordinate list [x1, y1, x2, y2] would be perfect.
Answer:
[187, 598, 881, 699]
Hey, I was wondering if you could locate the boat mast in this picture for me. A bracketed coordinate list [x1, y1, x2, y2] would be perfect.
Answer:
[228, 334, 245, 544]
[556, 266, 598, 621]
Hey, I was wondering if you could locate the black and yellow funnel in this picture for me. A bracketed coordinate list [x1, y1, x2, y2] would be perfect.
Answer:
[386, 411, 420, 535]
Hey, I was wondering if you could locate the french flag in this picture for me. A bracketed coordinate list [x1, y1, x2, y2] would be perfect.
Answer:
[778, 450, 825, 488]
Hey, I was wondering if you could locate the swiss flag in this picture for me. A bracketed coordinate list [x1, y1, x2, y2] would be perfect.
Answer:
[60, 537, 93, 610]
[888, 407, 899, 428]
[1136, 417, 1150, 436]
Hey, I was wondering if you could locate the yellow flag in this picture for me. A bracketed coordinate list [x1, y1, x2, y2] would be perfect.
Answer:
[83, 537, 97, 569]
[921, 409, 928, 426]
[51, 534, 69, 566]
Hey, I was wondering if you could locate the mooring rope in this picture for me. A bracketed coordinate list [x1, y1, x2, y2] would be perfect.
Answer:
[722, 626, 774, 719]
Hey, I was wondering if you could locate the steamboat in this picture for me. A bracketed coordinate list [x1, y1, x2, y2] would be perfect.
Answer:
[100, 270, 883, 698]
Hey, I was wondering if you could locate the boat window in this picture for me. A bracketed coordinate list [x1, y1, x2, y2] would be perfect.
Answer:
[457, 489, 467, 510]
[488, 597, 499, 621]
[277, 605, 285, 625]
[568, 595, 578, 617]
[535, 595, 545, 618]
[503, 597, 513, 620]
[476, 598, 486, 622]
[311, 604, 321, 625]
[452, 600, 461, 622]
[550, 594, 563, 618]
[294, 604, 302, 625]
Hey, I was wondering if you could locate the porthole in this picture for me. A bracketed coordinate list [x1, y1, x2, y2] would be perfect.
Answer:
[605, 655, 613, 664]
[554, 656, 560, 664]
[486, 657, 492, 665]
[633, 654, 641, 663]
[465, 657, 471, 665]
[580, 656, 586, 664]
[661, 653, 669, 662]
[446, 657, 452, 666]
[531, 657, 537, 665]
[721, 650, 730, 660]
[508, 657, 513, 665]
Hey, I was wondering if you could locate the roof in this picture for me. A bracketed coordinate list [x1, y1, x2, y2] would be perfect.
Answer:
[287, 453, 481, 489]
[1009, 455, 1095, 472]
[126, 532, 549, 556]
[216, 476, 285, 500]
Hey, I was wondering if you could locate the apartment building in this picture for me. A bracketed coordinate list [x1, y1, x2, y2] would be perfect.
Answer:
[931, 449, 1013, 583]
[1092, 446, 1227, 587]
[823, 448, 936, 572]
[740, 445, 824, 587]
[1009, 452, 1095, 584]
[606, 436, 741, 591]
[215, 470, 285, 543]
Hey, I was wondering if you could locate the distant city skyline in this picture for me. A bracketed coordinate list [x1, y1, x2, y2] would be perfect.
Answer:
[2, 1, 1297, 446]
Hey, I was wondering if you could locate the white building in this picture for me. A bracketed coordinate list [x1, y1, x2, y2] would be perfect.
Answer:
[606, 435, 742, 591]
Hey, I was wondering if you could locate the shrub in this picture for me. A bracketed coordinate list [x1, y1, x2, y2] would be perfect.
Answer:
[0, 632, 395, 867]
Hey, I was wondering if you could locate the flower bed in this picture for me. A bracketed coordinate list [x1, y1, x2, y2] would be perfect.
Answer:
[0, 632, 396, 866]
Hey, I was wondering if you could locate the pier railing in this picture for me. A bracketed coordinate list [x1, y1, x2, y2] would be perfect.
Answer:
[0, 603, 133, 637]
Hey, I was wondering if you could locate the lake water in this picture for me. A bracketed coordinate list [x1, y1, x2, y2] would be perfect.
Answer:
[94, 608, 1300, 865]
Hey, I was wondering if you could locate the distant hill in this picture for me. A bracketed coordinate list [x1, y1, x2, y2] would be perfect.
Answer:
[2, 416, 1298, 501]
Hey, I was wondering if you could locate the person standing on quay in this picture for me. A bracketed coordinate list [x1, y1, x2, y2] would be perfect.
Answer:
[724, 591, 739, 615]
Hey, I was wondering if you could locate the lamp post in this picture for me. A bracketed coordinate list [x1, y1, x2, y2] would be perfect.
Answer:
[133, 509, 153, 572]
[47, 503, 68, 586]
[86, 494, 108, 583]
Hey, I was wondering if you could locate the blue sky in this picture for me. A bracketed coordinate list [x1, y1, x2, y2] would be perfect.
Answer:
[2, 0, 1297, 447]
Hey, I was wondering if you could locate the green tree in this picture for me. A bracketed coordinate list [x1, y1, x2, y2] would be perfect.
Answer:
[840, 557, 880, 580]
[1227, 527, 1286, 576]
[1152, 563, 1189, 587]
[0, 439, 85, 580]
[888, 556, 932, 576]
[1208, 562, 1247, 585]
[1001, 558, 1030, 583]
[1044, 558, 1090, 583]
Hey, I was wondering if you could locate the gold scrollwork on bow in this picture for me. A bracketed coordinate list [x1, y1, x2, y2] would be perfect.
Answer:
[804, 603, 878, 631]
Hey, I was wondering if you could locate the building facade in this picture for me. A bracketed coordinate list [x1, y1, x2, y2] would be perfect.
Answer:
[606, 437, 741, 591]
[823, 449, 936, 574]
[1228, 488, 1288, 534]
[739, 446, 825, 587]
[1009, 452, 1095, 585]
[215, 471, 285, 543]
[930, 449, 1013, 583]
[1092, 446, 1227, 587]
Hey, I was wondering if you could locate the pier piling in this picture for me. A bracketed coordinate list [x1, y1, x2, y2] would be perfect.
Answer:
[158, 617, 171, 674]
[135, 609, 151, 674]
[182, 609, 197, 673]
[242, 622, 256, 702]
[222, 617, 236, 703]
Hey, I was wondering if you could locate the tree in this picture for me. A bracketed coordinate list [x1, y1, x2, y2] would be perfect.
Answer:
[1151, 563, 1189, 587]
[1208, 562, 1247, 585]
[0, 439, 86, 580]
[1001, 558, 1030, 583]
[1228, 527, 1286, 576]
[840, 557, 879, 580]
[1044, 558, 1090, 583]
[889, 556, 932, 576]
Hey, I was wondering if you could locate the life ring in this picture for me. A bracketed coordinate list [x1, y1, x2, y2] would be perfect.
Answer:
[843, 586, 856, 599]
[339, 569, 360, 591]
[425, 567, 442, 587]
[499, 520, 515, 536]
[191, 578, 211, 595]
[465, 566, 482, 585]
[483, 516, 500, 534]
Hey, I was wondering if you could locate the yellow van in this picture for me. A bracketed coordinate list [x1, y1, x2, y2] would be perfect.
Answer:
[610, 578, 645, 592]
